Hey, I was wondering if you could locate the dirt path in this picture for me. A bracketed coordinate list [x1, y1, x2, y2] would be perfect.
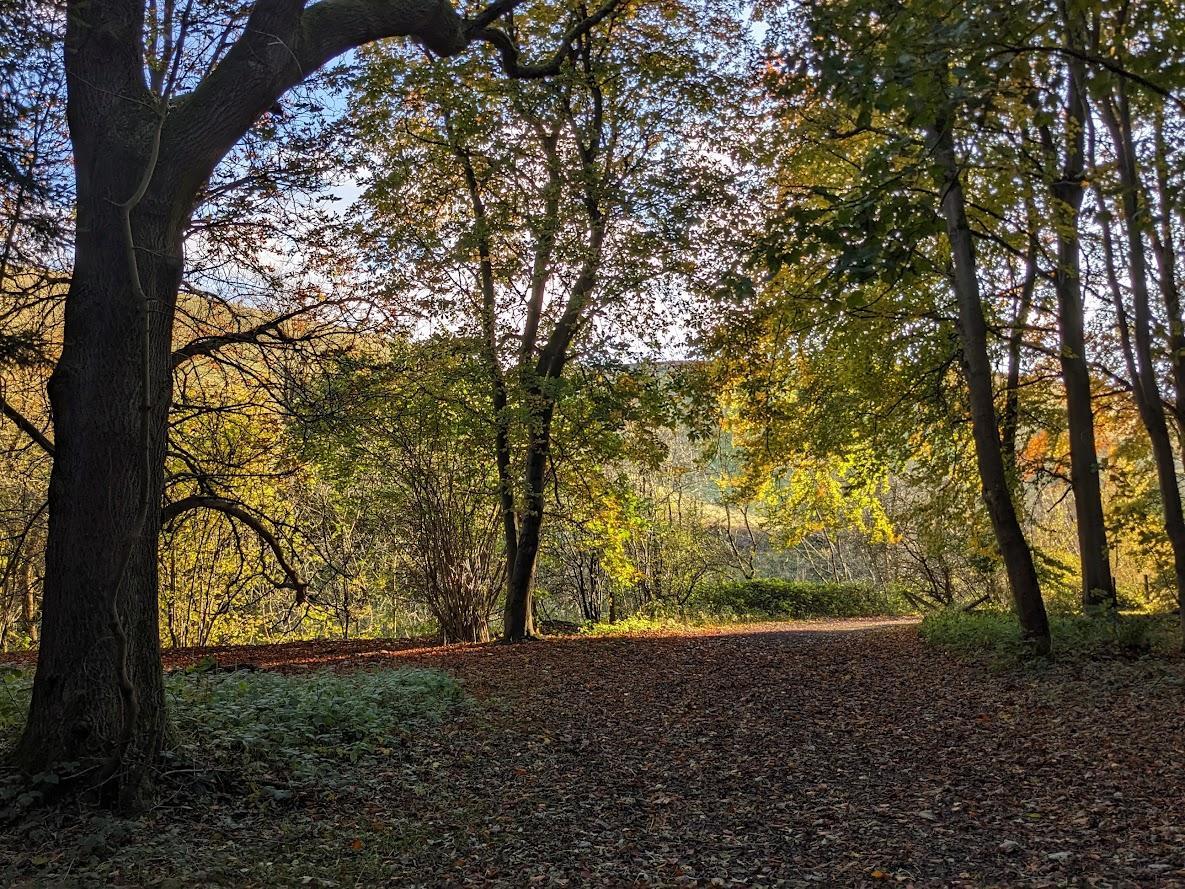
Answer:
[331, 619, 1185, 887]
[7, 620, 1185, 887]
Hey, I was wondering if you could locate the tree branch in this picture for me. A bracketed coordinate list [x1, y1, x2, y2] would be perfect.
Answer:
[0, 393, 54, 456]
[473, 0, 624, 79]
[990, 44, 1185, 111]
[164, 0, 625, 184]
[161, 495, 307, 600]
[170, 304, 314, 369]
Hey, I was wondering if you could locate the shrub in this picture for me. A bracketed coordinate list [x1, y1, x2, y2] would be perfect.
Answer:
[917, 609, 1026, 658]
[702, 579, 915, 619]
[920, 607, 1179, 661]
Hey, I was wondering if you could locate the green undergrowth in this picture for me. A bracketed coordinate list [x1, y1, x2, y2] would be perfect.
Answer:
[702, 579, 915, 619]
[1, 665, 462, 810]
[920, 607, 1181, 663]
[1, 665, 464, 884]
[165, 665, 463, 787]
[582, 580, 917, 636]
[580, 612, 703, 636]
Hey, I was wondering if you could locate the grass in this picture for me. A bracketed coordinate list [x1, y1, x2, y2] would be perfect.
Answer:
[580, 580, 917, 636]
[920, 607, 1181, 662]
[580, 612, 710, 636]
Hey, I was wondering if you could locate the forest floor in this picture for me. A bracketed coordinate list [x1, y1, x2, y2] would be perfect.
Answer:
[4, 618, 1185, 887]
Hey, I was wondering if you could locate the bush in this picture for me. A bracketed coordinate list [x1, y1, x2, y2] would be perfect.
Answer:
[920, 607, 1180, 661]
[917, 609, 1027, 657]
[702, 579, 915, 620]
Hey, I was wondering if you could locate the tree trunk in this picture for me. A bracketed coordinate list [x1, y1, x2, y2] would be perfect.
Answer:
[438, 610, 491, 644]
[500, 232, 603, 642]
[17, 536, 38, 644]
[14, 184, 183, 801]
[1036, 26, 1116, 610]
[12, 0, 565, 801]
[1100, 92, 1185, 639]
[1149, 110, 1185, 440]
[8, 1, 198, 794]
[999, 213, 1036, 476]
[930, 117, 1051, 654]
[503, 419, 550, 641]
[1051, 202, 1116, 610]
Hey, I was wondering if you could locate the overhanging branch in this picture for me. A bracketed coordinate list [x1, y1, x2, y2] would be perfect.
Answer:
[170, 303, 312, 369]
[161, 495, 307, 601]
[990, 44, 1185, 111]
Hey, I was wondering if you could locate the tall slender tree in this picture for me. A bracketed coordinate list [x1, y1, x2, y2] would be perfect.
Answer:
[348, 1, 743, 641]
[929, 111, 1050, 651]
[1032, 4, 1116, 609]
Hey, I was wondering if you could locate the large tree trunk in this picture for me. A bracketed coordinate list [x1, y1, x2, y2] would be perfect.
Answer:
[14, 181, 184, 801]
[930, 117, 1051, 654]
[9, 0, 200, 798]
[10, 0, 560, 802]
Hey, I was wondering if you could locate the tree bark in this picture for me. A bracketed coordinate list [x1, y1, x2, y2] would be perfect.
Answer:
[14, 174, 183, 798]
[501, 216, 606, 641]
[1037, 34, 1116, 609]
[12, 0, 188, 793]
[930, 116, 1051, 654]
[1000, 209, 1037, 475]
[502, 401, 553, 641]
[455, 139, 523, 636]
[1148, 109, 1185, 440]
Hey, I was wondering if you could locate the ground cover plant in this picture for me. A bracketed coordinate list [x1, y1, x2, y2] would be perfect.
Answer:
[920, 608, 1181, 663]
[1, 665, 463, 854]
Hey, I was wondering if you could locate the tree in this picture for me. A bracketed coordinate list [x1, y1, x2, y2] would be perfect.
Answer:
[1029, 3, 1116, 609]
[929, 107, 1050, 651]
[14, 0, 623, 803]
[743, 0, 1057, 648]
[1079, 0, 1185, 639]
[349, 0, 743, 640]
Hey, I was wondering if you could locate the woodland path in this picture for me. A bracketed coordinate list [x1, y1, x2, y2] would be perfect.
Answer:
[245, 618, 1185, 887]
[7, 619, 1185, 887]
